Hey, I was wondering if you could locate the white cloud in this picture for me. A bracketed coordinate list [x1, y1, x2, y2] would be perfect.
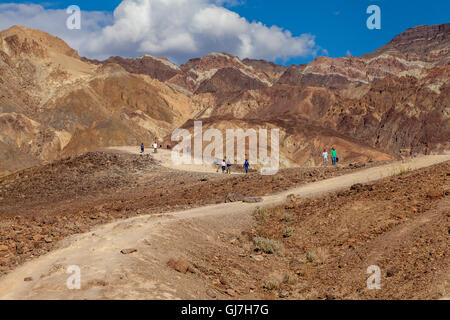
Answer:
[0, 0, 318, 64]
[213, 0, 245, 7]
[0, 3, 112, 55]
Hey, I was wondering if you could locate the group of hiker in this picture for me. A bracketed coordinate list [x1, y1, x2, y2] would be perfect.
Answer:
[322, 147, 338, 166]
[140, 142, 159, 154]
[139, 143, 251, 174]
[139, 143, 338, 171]
[216, 158, 250, 174]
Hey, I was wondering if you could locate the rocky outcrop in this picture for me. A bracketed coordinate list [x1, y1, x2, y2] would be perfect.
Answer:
[0, 26, 196, 175]
[100, 55, 182, 82]
[363, 23, 450, 65]
[195, 67, 268, 94]
[242, 58, 288, 83]
[277, 24, 449, 90]
[334, 67, 450, 155]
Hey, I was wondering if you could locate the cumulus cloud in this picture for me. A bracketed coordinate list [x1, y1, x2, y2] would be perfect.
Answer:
[0, 3, 111, 53]
[213, 0, 245, 7]
[0, 0, 319, 64]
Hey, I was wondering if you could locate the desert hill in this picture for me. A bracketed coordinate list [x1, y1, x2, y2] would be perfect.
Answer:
[0, 26, 196, 176]
[363, 23, 450, 65]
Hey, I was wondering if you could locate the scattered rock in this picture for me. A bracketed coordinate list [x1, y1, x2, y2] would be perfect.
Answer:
[349, 163, 365, 169]
[33, 234, 43, 242]
[0, 245, 8, 252]
[350, 183, 363, 191]
[386, 267, 398, 277]
[279, 290, 290, 298]
[120, 248, 137, 255]
[250, 254, 264, 262]
[87, 279, 108, 287]
[225, 289, 236, 297]
[285, 194, 299, 208]
[219, 277, 229, 286]
[206, 288, 217, 298]
[427, 189, 443, 200]
[225, 192, 244, 203]
[325, 293, 337, 300]
[286, 194, 297, 203]
[241, 287, 251, 294]
[167, 258, 195, 274]
[243, 197, 263, 203]
[24, 277, 33, 282]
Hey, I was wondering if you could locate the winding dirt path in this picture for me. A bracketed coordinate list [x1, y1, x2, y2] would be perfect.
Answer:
[0, 154, 448, 299]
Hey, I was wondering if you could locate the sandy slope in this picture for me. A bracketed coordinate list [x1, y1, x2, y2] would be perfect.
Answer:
[0, 154, 448, 299]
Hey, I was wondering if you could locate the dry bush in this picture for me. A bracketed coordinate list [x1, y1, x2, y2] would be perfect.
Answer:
[306, 248, 329, 265]
[254, 207, 271, 223]
[282, 213, 293, 222]
[263, 278, 279, 291]
[283, 226, 294, 238]
[306, 251, 315, 263]
[253, 237, 283, 254]
[304, 288, 320, 300]
[282, 273, 298, 286]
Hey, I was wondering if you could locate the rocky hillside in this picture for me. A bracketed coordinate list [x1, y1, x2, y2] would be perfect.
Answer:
[363, 23, 450, 65]
[0, 23, 449, 175]
[101, 24, 449, 93]
[0, 26, 196, 176]
[193, 64, 449, 157]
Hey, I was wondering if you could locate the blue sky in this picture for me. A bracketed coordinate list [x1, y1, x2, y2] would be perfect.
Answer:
[235, 0, 449, 64]
[1, 0, 448, 65]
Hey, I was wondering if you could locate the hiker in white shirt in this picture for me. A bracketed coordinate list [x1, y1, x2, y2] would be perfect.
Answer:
[153, 142, 158, 153]
[322, 149, 328, 166]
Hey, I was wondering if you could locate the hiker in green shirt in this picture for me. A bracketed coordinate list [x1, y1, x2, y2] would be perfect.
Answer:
[331, 147, 337, 165]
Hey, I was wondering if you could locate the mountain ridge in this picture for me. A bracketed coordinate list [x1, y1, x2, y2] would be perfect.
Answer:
[0, 23, 449, 176]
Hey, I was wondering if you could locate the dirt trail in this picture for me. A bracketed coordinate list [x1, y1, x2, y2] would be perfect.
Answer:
[0, 155, 448, 299]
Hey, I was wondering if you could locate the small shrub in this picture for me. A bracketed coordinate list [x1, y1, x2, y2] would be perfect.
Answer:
[315, 248, 329, 264]
[253, 237, 283, 254]
[306, 251, 316, 263]
[282, 273, 297, 286]
[283, 226, 294, 238]
[263, 279, 279, 291]
[305, 248, 329, 265]
[396, 164, 411, 177]
[282, 213, 292, 222]
[254, 207, 271, 222]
